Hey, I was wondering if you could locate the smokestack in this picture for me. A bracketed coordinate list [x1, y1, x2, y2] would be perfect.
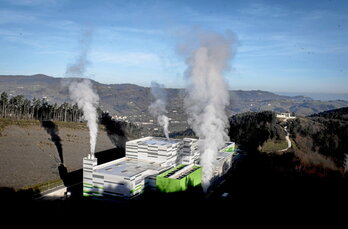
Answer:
[65, 28, 100, 157]
[179, 29, 236, 191]
[149, 81, 170, 139]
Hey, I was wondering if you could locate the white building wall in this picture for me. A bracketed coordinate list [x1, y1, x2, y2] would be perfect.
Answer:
[83, 157, 97, 197]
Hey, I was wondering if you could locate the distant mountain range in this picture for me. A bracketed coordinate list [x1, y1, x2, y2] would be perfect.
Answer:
[0, 74, 348, 118]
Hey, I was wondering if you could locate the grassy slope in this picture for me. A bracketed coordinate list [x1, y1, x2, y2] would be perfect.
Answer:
[261, 139, 288, 153]
[0, 118, 106, 135]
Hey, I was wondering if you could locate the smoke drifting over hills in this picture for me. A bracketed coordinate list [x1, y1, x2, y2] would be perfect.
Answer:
[149, 81, 170, 139]
[179, 29, 236, 191]
[65, 29, 99, 156]
[65, 29, 93, 77]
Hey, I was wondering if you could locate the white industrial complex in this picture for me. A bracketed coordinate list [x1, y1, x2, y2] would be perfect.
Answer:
[83, 136, 235, 199]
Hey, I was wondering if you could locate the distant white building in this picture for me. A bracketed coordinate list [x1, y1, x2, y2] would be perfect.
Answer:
[112, 115, 128, 121]
[276, 112, 296, 120]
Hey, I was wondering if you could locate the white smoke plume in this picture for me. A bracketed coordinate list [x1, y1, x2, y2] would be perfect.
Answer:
[65, 29, 92, 77]
[69, 79, 99, 155]
[180, 29, 236, 191]
[149, 81, 170, 139]
[65, 29, 99, 156]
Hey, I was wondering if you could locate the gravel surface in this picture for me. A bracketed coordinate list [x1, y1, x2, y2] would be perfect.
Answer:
[0, 124, 115, 189]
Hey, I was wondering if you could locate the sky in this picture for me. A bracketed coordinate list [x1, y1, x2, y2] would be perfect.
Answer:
[0, 0, 348, 95]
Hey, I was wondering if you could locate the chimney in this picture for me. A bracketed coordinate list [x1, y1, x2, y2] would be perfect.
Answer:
[83, 155, 98, 197]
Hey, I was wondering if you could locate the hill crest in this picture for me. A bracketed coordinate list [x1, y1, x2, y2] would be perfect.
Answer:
[0, 74, 347, 118]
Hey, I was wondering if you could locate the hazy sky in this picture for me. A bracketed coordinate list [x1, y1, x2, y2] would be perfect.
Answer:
[0, 0, 347, 93]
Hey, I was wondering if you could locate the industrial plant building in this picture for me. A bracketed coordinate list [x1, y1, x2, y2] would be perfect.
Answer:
[83, 136, 235, 199]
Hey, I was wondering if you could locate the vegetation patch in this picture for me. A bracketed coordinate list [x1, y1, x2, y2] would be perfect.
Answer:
[20, 178, 64, 194]
[0, 118, 40, 134]
[261, 139, 288, 153]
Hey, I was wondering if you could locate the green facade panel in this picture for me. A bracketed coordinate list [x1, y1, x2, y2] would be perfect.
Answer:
[223, 146, 235, 152]
[156, 165, 202, 193]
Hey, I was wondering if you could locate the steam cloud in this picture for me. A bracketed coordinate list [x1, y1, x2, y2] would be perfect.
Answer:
[180, 29, 235, 191]
[65, 29, 99, 156]
[149, 81, 169, 139]
[69, 79, 99, 155]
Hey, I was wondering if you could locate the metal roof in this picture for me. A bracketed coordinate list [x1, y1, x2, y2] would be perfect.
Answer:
[95, 158, 163, 178]
[139, 137, 181, 146]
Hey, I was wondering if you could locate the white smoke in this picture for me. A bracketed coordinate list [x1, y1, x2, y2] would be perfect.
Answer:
[149, 81, 170, 139]
[69, 79, 99, 155]
[65, 28, 99, 156]
[180, 29, 235, 191]
[66, 29, 92, 77]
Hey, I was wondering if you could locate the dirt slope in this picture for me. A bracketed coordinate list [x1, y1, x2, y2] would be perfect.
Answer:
[0, 123, 114, 189]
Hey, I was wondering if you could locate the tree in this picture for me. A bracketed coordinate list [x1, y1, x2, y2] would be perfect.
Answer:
[0, 92, 9, 118]
[32, 98, 41, 120]
[14, 95, 24, 119]
[22, 98, 31, 120]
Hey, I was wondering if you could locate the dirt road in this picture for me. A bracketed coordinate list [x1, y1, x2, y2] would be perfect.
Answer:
[280, 126, 291, 152]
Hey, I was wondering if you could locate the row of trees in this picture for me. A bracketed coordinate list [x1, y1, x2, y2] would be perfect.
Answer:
[0, 92, 84, 122]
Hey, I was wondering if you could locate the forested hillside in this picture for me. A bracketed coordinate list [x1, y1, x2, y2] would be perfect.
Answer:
[288, 112, 348, 168]
[228, 111, 285, 152]
[309, 107, 348, 121]
[228, 109, 348, 171]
